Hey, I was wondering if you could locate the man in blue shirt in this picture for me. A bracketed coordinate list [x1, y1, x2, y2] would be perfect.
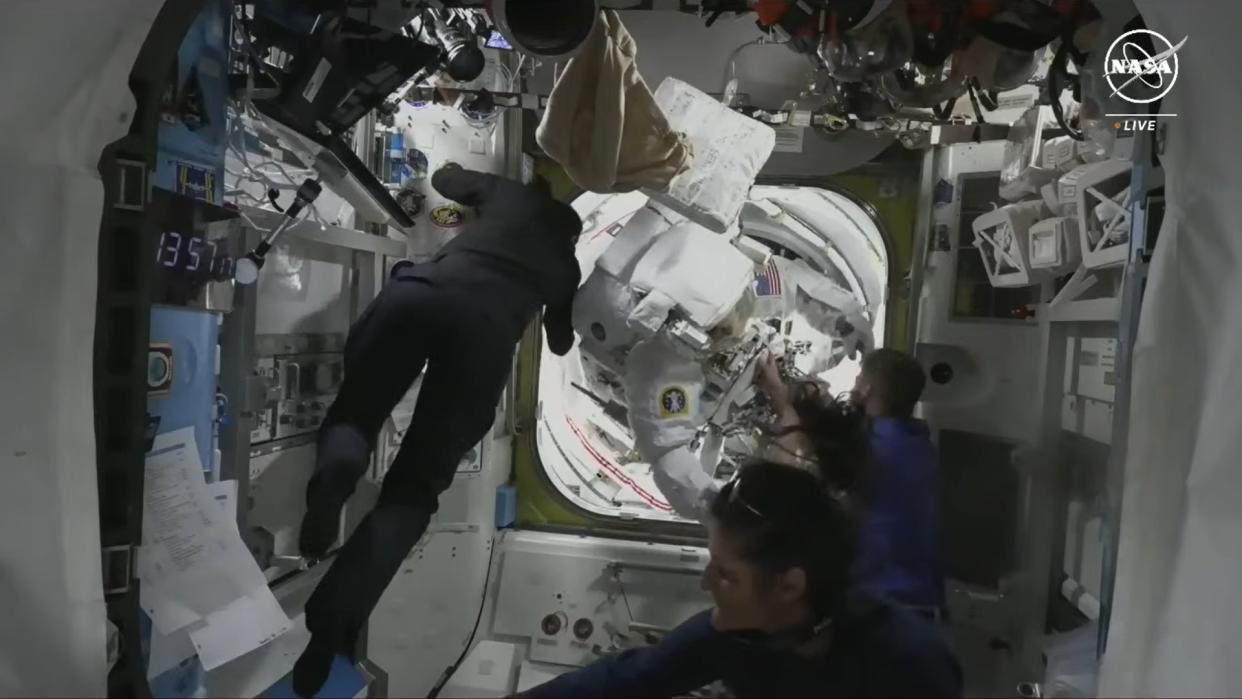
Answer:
[849, 348, 945, 612]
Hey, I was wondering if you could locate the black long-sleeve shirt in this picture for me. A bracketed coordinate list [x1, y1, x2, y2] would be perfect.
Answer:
[418, 166, 582, 355]
[520, 591, 962, 698]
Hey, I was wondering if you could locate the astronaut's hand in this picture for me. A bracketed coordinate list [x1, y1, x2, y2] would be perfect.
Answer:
[754, 353, 792, 413]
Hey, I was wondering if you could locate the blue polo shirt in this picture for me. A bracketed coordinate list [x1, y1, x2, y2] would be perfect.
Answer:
[855, 417, 945, 609]
[519, 590, 962, 698]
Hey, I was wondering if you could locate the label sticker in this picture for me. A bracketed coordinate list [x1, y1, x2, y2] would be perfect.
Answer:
[430, 205, 465, 228]
[659, 387, 690, 418]
[302, 58, 332, 103]
[772, 125, 805, 153]
[148, 344, 174, 395]
[176, 162, 217, 202]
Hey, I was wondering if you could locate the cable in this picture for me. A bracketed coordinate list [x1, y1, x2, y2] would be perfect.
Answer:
[721, 33, 789, 99]
[1048, 38, 1085, 141]
[615, 568, 635, 623]
[426, 533, 502, 699]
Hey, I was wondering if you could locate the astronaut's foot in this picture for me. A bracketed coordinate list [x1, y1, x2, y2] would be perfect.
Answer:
[298, 504, 341, 561]
[292, 636, 333, 698]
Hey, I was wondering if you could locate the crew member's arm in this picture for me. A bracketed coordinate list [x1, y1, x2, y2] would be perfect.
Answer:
[543, 257, 581, 356]
[624, 337, 717, 520]
[753, 353, 815, 467]
[519, 611, 725, 698]
[430, 163, 499, 209]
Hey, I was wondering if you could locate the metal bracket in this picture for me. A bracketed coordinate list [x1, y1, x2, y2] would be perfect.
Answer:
[607, 560, 702, 578]
[102, 544, 135, 596]
[114, 159, 148, 211]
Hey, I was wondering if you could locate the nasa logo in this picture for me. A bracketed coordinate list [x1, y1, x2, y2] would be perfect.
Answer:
[430, 205, 464, 228]
[1103, 29, 1186, 105]
[659, 387, 690, 418]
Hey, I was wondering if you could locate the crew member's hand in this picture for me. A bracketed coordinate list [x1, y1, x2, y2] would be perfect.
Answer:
[754, 353, 792, 413]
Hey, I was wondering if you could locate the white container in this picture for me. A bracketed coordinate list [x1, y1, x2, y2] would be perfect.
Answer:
[1029, 216, 1082, 274]
[1073, 159, 1133, 269]
[972, 201, 1046, 288]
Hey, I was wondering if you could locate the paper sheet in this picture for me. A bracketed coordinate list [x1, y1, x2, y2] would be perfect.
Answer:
[139, 429, 291, 659]
[147, 625, 198, 681]
[140, 577, 204, 636]
[205, 480, 238, 529]
[189, 588, 293, 671]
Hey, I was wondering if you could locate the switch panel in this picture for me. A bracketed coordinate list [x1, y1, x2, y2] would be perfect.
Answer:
[250, 352, 344, 444]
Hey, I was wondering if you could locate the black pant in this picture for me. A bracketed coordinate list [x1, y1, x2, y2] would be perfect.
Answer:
[302, 274, 527, 654]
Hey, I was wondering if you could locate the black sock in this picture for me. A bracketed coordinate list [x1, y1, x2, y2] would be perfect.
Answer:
[292, 635, 334, 698]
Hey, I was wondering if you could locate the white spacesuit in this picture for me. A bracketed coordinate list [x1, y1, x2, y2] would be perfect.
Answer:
[572, 201, 875, 521]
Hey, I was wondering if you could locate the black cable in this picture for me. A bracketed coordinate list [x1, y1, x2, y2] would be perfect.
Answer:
[426, 534, 501, 699]
[966, 80, 986, 125]
[1048, 38, 1085, 141]
[980, 88, 999, 112]
[965, 79, 987, 141]
[616, 571, 635, 623]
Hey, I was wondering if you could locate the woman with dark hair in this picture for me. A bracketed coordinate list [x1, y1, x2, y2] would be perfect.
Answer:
[756, 350, 946, 615]
[518, 455, 963, 698]
[755, 366, 872, 492]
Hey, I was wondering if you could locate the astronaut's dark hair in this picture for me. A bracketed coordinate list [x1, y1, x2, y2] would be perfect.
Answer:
[780, 385, 872, 492]
[860, 348, 926, 418]
[709, 460, 858, 620]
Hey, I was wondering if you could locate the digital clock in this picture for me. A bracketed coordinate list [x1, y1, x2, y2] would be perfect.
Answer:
[152, 228, 239, 309]
[155, 231, 236, 280]
[144, 188, 241, 311]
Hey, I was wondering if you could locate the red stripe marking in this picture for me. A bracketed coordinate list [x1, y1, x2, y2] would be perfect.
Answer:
[588, 210, 641, 243]
[565, 416, 672, 511]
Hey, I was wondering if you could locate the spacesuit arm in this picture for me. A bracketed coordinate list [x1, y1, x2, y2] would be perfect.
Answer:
[624, 337, 717, 521]
[430, 164, 498, 208]
[778, 260, 875, 371]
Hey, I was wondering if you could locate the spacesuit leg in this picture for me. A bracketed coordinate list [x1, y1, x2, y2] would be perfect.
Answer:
[624, 337, 717, 520]
[300, 282, 433, 559]
[298, 302, 518, 692]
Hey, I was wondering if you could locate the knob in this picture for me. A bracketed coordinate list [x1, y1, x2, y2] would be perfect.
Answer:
[234, 254, 262, 285]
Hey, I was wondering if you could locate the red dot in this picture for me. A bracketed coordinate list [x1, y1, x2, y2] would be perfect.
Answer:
[1115, 122, 1122, 129]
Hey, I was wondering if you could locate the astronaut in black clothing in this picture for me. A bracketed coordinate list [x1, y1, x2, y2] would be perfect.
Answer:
[292, 164, 582, 696]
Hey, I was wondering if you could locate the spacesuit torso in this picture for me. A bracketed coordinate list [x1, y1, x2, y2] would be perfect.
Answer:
[572, 202, 875, 521]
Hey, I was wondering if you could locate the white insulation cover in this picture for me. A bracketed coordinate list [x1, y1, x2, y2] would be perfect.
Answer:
[1099, 3, 1242, 697]
[645, 77, 776, 233]
[0, 1, 165, 696]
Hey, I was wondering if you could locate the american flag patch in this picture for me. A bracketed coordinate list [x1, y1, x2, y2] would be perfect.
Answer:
[755, 260, 782, 297]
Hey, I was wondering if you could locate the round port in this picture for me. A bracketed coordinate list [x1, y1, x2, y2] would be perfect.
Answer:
[572, 618, 594, 640]
[541, 613, 562, 636]
[930, 362, 954, 385]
